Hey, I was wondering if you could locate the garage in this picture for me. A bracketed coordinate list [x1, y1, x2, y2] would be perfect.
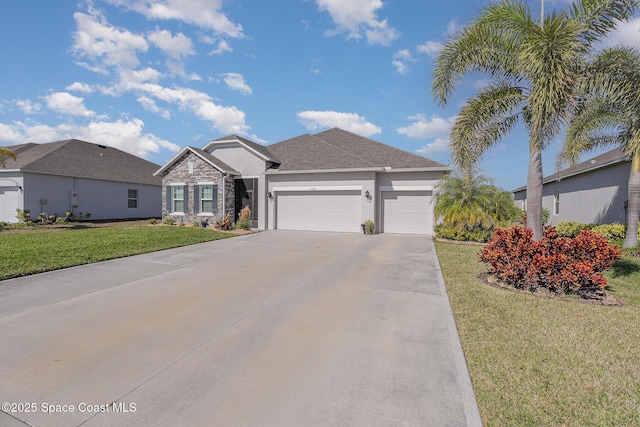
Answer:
[276, 190, 362, 232]
[381, 190, 433, 235]
[0, 186, 21, 223]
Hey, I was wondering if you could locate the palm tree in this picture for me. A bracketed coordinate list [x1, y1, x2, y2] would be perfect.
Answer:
[0, 147, 16, 168]
[562, 46, 640, 248]
[433, 172, 520, 229]
[432, 0, 637, 240]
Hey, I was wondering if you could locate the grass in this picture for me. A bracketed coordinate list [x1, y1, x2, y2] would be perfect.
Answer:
[0, 224, 235, 280]
[435, 241, 640, 426]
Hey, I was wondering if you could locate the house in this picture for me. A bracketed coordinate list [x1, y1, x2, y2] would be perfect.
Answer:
[513, 148, 630, 226]
[0, 139, 162, 223]
[154, 128, 451, 234]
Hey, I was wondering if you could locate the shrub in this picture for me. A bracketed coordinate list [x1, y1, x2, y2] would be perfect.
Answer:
[54, 217, 66, 224]
[592, 224, 626, 242]
[234, 206, 251, 230]
[147, 218, 157, 225]
[214, 213, 234, 231]
[164, 217, 176, 225]
[0, 222, 9, 231]
[435, 224, 493, 243]
[520, 207, 550, 227]
[479, 226, 621, 295]
[363, 220, 375, 235]
[556, 222, 592, 238]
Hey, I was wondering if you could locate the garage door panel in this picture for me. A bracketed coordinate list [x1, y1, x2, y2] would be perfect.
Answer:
[0, 187, 21, 223]
[276, 190, 361, 233]
[382, 191, 432, 235]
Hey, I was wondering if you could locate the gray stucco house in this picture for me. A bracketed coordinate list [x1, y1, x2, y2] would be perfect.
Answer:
[0, 139, 162, 223]
[154, 128, 451, 234]
[513, 148, 630, 226]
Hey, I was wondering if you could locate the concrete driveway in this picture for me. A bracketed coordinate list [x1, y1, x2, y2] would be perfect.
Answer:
[0, 231, 481, 427]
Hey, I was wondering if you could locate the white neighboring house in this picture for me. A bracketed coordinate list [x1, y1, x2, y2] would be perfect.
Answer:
[0, 139, 162, 223]
[513, 148, 630, 226]
[155, 128, 452, 234]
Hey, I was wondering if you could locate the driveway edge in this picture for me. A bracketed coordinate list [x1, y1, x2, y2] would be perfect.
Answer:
[430, 238, 484, 427]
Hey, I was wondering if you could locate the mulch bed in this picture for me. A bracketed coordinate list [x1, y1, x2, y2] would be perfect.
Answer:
[478, 272, 623, 307]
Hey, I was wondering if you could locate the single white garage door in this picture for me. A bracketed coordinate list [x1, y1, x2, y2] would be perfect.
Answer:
[0, 186, 21, 223]
[381, 190, 432, 235]
[276, 190, 361, 232]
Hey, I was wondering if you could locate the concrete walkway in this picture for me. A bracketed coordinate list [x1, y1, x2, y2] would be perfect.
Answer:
[0, 231, 482, 426]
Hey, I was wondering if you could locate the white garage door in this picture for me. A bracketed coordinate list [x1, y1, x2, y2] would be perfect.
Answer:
[382, 190, 432, 235]
[0, 186, 21, 223]
[276, 190, 362, 232]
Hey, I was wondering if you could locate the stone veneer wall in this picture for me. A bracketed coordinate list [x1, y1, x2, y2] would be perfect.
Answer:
[160, 151, 235, 225]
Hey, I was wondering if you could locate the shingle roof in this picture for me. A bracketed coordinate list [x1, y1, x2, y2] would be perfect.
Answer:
[512, 147, 628, 192]
[1, 139, 162, 186]
[209, 134, 280, 164]
[267, 128, 449, 171]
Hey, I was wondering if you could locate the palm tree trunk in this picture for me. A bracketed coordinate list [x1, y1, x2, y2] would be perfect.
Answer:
[623, 151, 640, 248]
[527, 149, 544, 240]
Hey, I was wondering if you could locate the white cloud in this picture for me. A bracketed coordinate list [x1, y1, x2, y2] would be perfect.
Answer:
[66, 82, 94, 93]
[15, 99, 41, 114]
[208, 40, 233, 55]
[45, 92, 95, 118]
[220, 73, 252, 95]
[297, 111, 381, 137]
[417, 40, 444, 57]
[598, 17, 640, 50]
[72, 10, 148, 69]
[392, 49, 415, 74]
[315, 0, 399, 45]
[0, 118, 179, 158]
[104, 0, 243, 38]
[137, 96, 171, 119]
[444, 20, 462, 37]
[148, 29, 194, 59]
[397, 114, 455, 157]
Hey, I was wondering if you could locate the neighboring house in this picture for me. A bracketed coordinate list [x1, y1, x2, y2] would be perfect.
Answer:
[0, 139, 162, 223]
[155, 128, 451, 234]
[513, 148, 630, 226]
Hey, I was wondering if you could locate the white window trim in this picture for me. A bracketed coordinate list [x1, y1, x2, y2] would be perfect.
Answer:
[127, 189, 138, 209]
[172, 185, 186, 215]
[198, 184, 216, 215]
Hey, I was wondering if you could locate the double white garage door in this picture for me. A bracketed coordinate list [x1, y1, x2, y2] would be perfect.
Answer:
[275, 189, 432, 234]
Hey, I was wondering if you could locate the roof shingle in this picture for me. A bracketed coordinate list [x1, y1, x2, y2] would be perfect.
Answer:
[1, 139, 162, 186]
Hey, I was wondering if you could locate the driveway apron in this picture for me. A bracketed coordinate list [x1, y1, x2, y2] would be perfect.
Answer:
[0, 231, 481, 426]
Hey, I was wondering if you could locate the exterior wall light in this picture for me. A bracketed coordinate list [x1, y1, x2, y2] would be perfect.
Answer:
[364, 190, 372, 201]
[267, 192, 273, 200]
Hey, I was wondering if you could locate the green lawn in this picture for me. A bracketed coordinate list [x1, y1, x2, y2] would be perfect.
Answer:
[435, 241, 640, 426]
[0, 224, 235, 280]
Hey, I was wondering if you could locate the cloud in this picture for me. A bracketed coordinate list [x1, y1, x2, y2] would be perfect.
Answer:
[0, 118, 179, 158]
[148, 29, 194, 59]
[72, 10, 148, 70]
[397, 114, 455, 157]
[598, 17, 640, 50]
[66, 82, 94, 93]
[315, 0, 399, 45]
[392, 49, 415, 74]
[417, 40, 444, 57]
[15, 99, 41, 115]
[137, 96, 171, 119]
[220, 73, 252, 95]
[45, 92, 95, 118]
[104, 0, 243, 38]
[297, 110, 381, 137]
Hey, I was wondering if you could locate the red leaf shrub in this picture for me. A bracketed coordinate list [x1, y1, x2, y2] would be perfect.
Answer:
[479, 226, 621, 295]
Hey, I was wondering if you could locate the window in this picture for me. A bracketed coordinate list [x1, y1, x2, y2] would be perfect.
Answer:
[200, 185, 214, 213]
[554, 189, 560, 215]
[173, 186, 184, 213]
[128, 189, 138, 208]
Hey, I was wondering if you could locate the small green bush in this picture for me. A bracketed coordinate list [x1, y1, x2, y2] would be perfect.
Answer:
[435, 224, 493, 243]
[234, 206, 251, 230]
[147, 218, 157, 225]
[363, 220, 375, 235]
[556, 222, 592, 238]
[592, 224, 627, 242]
[0, 222, 9, 231]
[164, 217, 176, 225]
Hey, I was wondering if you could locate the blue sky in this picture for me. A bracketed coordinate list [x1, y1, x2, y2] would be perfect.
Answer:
[1, 0, 639, 190]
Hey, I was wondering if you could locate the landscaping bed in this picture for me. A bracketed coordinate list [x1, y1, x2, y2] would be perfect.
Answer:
[436, 241, 640, 426]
